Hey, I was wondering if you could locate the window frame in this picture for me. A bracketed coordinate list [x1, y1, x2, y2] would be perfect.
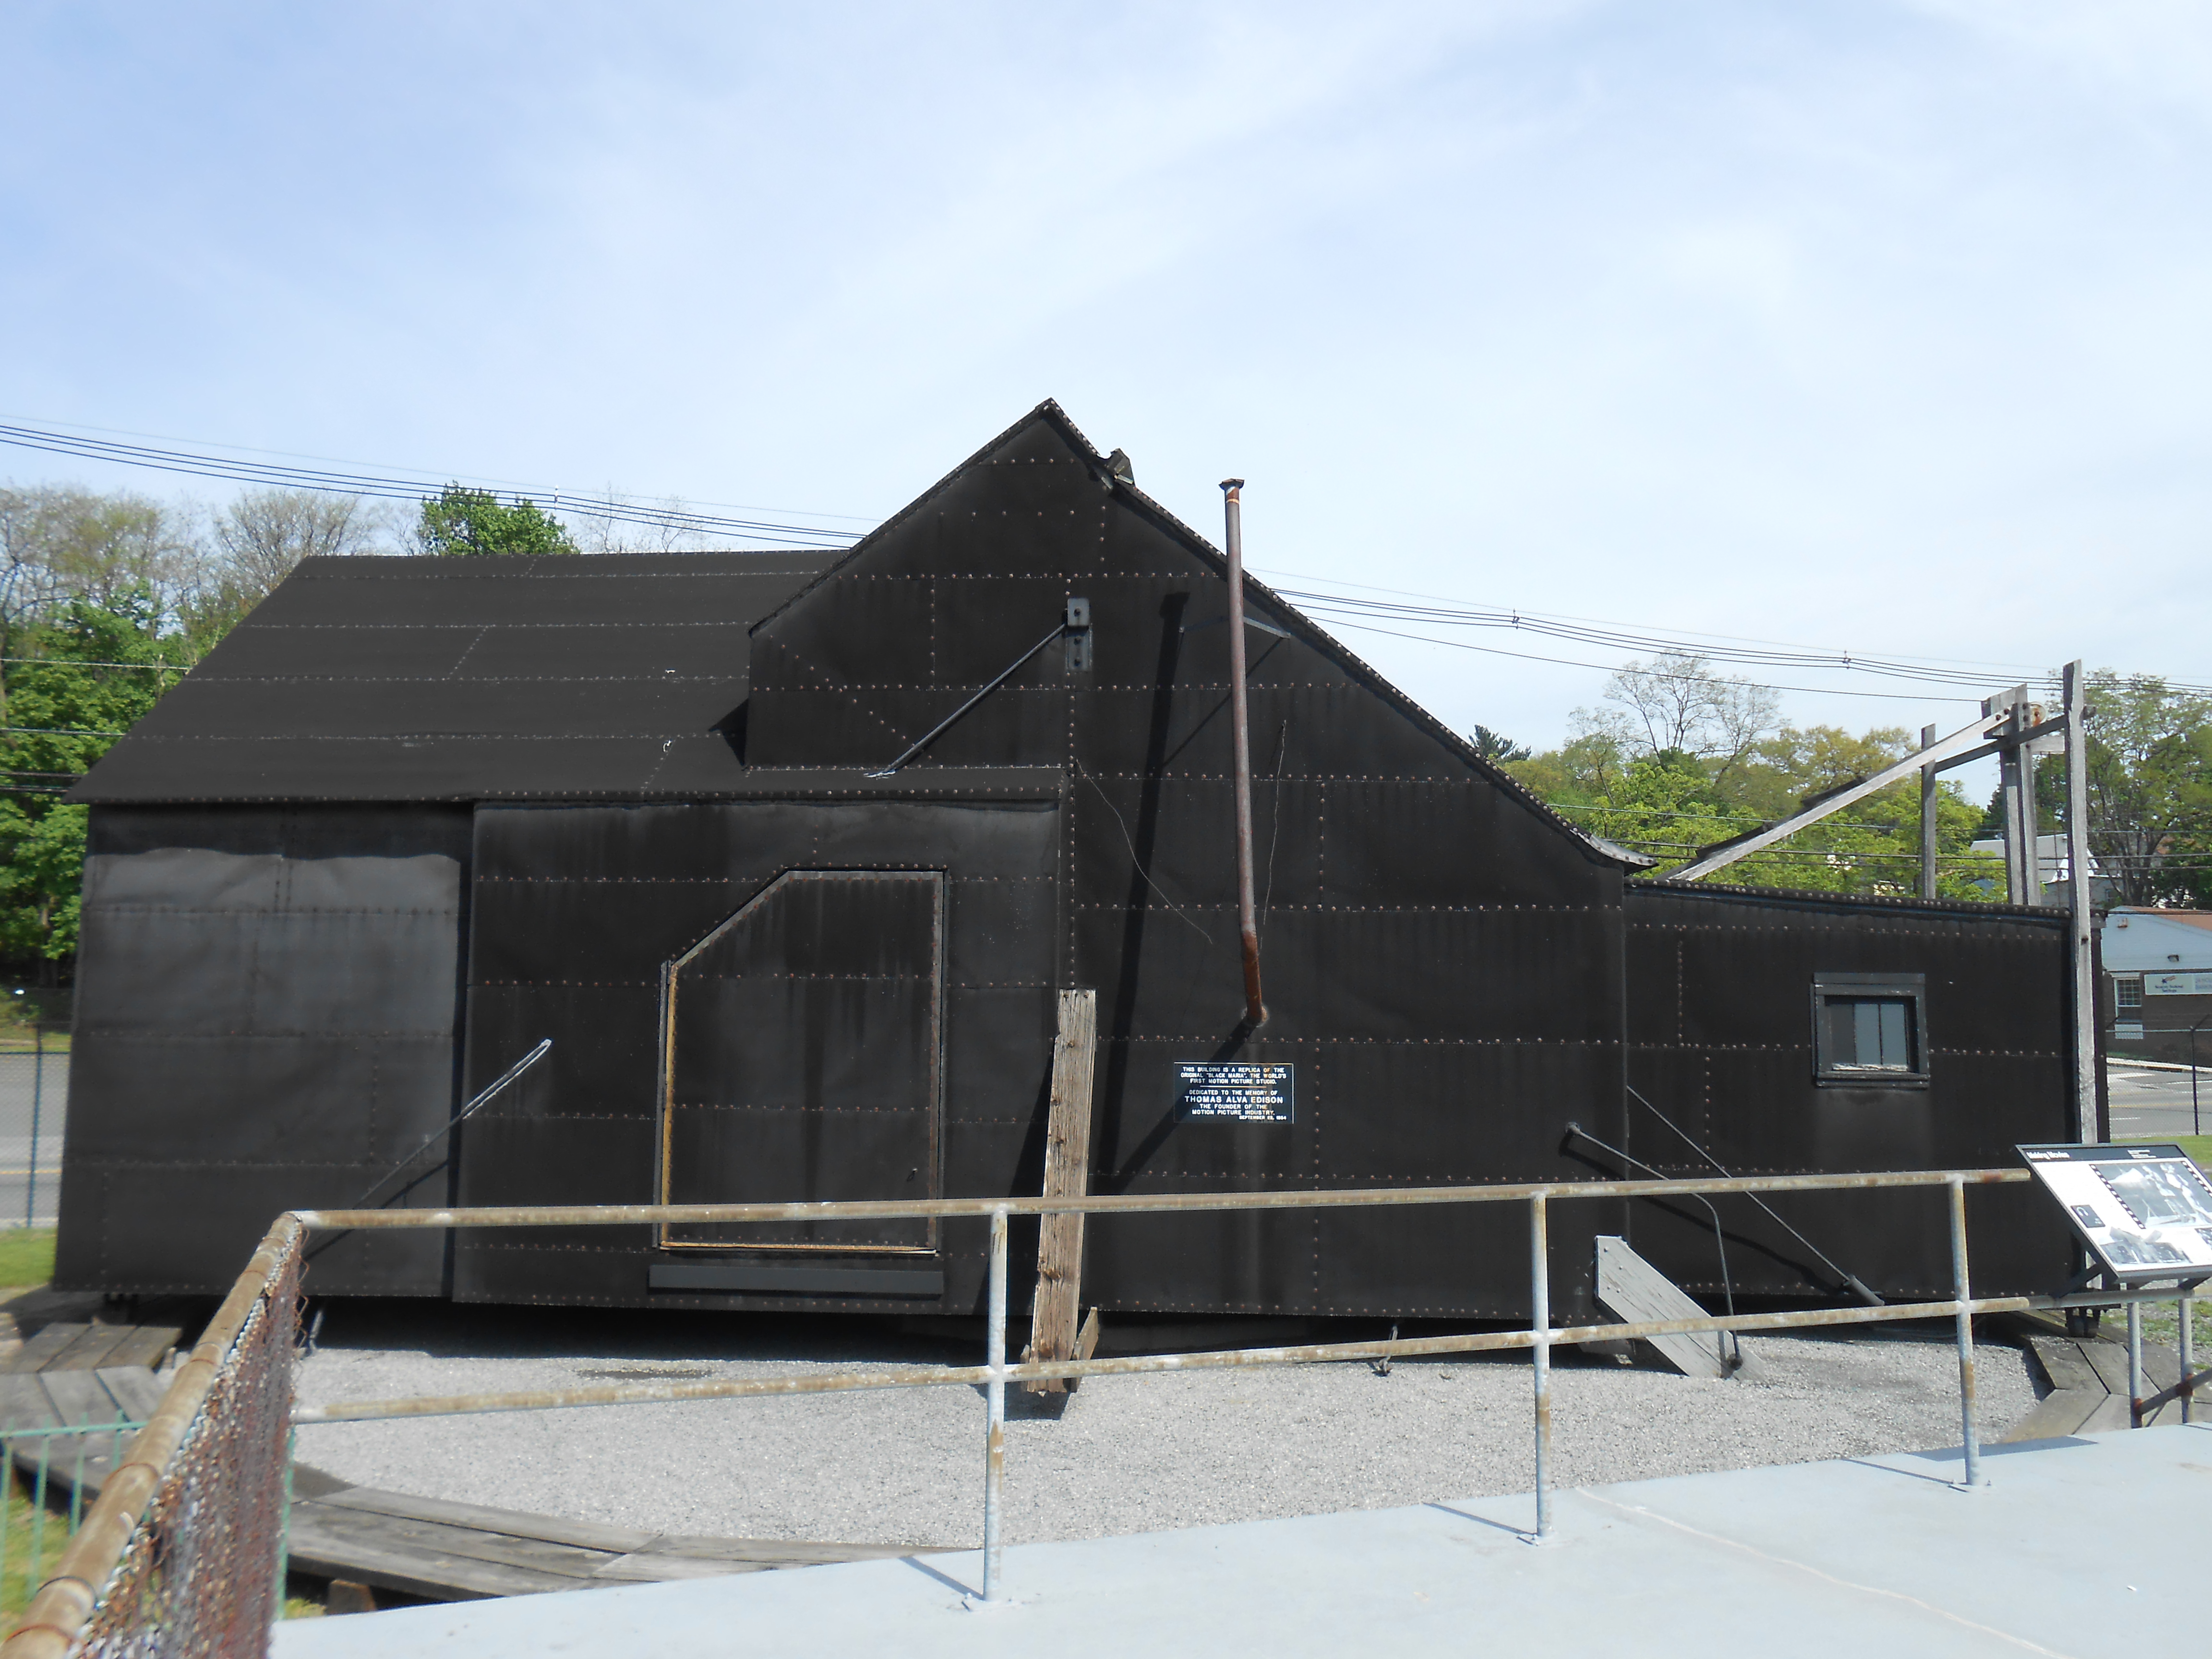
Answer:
[1811, 972, 1930, 1088]
[2114, 975, 2145, 1012]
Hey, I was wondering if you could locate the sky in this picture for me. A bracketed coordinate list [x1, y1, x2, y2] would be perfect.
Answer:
[3, 1, 2208, 760]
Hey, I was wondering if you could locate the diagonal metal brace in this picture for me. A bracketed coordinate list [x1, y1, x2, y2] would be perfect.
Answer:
[867, 621, 1068, 778]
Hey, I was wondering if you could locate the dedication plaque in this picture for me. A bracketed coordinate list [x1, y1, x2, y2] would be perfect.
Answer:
[1174, 1062, 1294, 1124]
[2018, 1142, 2212, 1280]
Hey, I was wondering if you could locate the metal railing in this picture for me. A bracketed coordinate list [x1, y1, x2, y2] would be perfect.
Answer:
[1, 1418, 143, 1629]
[14, 1165, 2205, 1641]
[2, 1217, 301, 1659]
[282, 1165, 2211, 1602]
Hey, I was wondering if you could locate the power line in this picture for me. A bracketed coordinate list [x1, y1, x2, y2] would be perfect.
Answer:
[0, 413, 880, 526]
[1322, 619, 1985, 703]
[0, 423, 864, 550]
[1267, 576, 2212, 702]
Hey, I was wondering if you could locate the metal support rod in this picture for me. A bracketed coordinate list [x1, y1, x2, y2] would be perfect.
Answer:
[1666, 706, 2007, 883]
[2063, 663, 2096, 1142]
[2182, 1292, 2196, 1426]
[1220, 479, 1266, 1028]
[349, 1039, 552, 1209]
[2127, 1299, 2144, 1429]
[1919, 723, 1939, 902]
[1529, 1193, 1551, 1541]
[1948, 1179, 1982, 1487]
[2192, 1015, 2209, 1138]
[981, 1206, 1009, 1601]
[24, 1022, 40, 1230]
[868, 621, 1068, 778]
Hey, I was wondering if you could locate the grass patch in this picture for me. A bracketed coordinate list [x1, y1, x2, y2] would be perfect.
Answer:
[2127, 1297, 2212, 1359]
[0, 1462, 94, 1632]
[0, 1232, 52, 1291]
[2119, 1133, 2212, 1166]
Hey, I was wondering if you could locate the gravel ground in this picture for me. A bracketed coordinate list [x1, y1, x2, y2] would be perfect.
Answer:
[291, 1302, 2038, 1551]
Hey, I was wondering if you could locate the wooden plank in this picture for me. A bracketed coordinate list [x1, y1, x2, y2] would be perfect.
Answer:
[2, 1324, 87, 1374]
[1593, 1237, 1730, 1379]
[316, 1486, 661, 1555]
[590, 1554, 771, 1584]
[285, 1500, 617, 1588]
[38, 1368, 124, 1430]
[0, 1373, 59, 1431]
[2000, 1389, 2106, 1443]
[285, 1504, 590, 1600]
[2077, 1394, 2134, 1434]
[2076, 1339, 2134, 1398]
[41, 1325, 135, 1374]
[98, 1327, 180, 1371]
[2138, 1339, 2180, 1393]
[2025, 1336, 2106, 1396]
[645, 1535, 927, 1565]
[1025, 988, 1096, 1396]
[92, 1367, 168, 1424]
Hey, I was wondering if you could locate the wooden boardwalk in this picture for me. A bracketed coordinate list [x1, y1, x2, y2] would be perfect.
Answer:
[2001, 1319, 2198, 1439]
[285, 1470, 936, 1601]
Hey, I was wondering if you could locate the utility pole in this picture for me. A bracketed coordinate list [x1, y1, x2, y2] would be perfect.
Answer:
[2063, 661, 2096, 1143]
[1919, 723, 1940, 901]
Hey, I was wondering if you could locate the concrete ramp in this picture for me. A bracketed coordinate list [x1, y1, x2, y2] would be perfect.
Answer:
[275, 1426, 2209, 1658]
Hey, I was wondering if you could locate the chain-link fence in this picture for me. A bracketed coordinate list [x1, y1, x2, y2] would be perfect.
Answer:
[3, 1216, 300, 1659]
[0, 1027, 66, 1231]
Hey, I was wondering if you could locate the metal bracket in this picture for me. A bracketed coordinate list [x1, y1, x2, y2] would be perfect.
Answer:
[1063, 597, 1091, 673]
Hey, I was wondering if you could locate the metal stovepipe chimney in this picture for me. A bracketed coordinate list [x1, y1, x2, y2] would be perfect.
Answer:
[1221, 479, 1266, 1028]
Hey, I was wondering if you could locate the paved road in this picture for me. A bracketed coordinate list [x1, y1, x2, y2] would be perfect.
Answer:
[0, 1054, 67, 1225]
[2106, 1062, 2212, 1140]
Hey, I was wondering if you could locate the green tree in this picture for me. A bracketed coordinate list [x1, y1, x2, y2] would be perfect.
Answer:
[1468, 724, 1531, 763]
[2061, 672, 2212, 907]
[416, 485, 578, 557]
[1512, 656, 2003, 899]
[0, 592, 190, 966]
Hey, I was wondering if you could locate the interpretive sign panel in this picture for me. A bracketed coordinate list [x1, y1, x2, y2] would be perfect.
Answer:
[2019, 1142, 2212, 1280]
[1175, 1062, 1294, 1124]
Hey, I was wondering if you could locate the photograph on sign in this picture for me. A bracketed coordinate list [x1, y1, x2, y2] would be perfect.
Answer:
[1174, 1062, 1294, 1124]
[2018, 1143, 2212, 1280]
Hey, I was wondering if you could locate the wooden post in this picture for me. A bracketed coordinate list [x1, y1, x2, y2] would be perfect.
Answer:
[1025, 989, 1097, 1394]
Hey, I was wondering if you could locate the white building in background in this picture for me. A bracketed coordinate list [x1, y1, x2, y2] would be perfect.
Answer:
[2100, 908, 2212, 1062]
[1968, 831, 2112, 910]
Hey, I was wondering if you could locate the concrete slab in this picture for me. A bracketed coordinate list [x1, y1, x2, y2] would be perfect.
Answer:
[275, 1426, 2212, 1658]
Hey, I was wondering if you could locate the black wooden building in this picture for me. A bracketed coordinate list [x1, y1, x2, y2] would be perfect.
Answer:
[56, 402, 2084, 1319]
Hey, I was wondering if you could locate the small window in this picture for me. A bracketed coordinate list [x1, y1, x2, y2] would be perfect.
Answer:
[1812, 973, 1928, 1087]
[2115, 976, 2144, 1011]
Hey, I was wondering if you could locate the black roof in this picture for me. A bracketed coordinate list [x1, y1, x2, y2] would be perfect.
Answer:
[71, 551, 841, 803]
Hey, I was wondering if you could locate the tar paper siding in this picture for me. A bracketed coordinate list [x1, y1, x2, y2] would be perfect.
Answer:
[737, 409, 1635, 1321]
[55, 805, 469, 1295]
[1623, 885, 2075, 1298]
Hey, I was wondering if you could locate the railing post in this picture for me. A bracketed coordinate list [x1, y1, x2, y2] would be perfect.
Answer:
[1947, 1178, 1982, 1487]
[2126, 1298, 2144, 1429]
[981, 1205, 1009, 1601]
[1529, 1192, 1551, 1541]
[26, 1022, 42, 1229]
[2181, 1291, 2195, 1426]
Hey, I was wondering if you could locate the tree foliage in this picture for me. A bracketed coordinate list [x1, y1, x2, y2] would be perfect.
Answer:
[0, 595, 187, 964]
[1510, 658, 2000, 899]
[2058, 673, 2212, 908]
[415, 485, 578, 557]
